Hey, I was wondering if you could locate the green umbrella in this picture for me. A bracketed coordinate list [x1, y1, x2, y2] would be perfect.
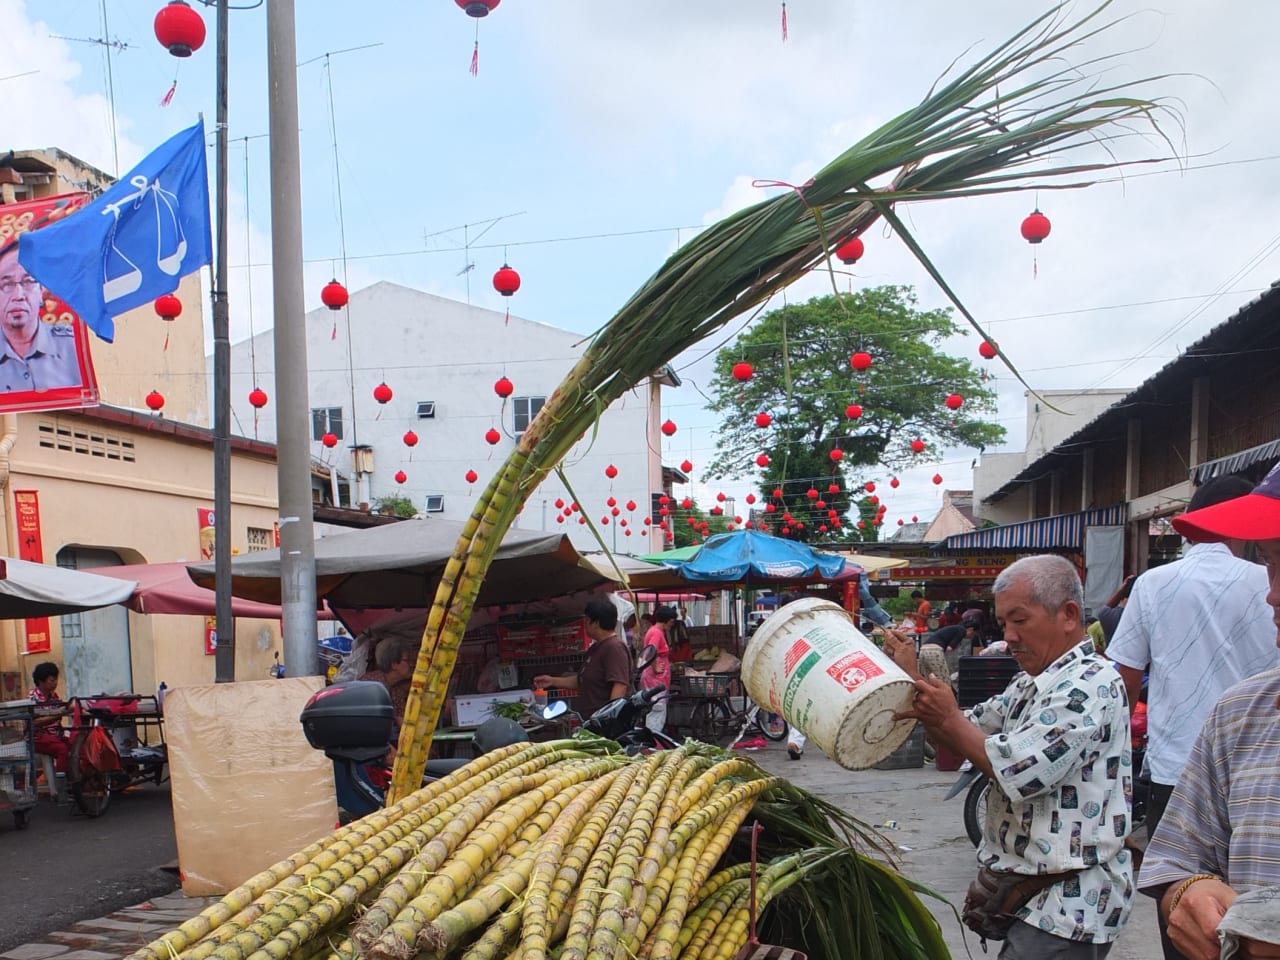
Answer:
[639, 544, 702, 564]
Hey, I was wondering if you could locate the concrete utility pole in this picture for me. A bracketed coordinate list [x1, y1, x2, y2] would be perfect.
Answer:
[266, 0, 320, 676]
[212, 0, 234, 682]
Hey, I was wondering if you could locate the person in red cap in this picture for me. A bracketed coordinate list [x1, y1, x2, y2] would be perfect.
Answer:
[1137, 463, 1280, 960]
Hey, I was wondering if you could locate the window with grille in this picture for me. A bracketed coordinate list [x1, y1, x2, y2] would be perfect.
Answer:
[513, 396, 546, 435]
[311, 407, 343, 441]
[424, 495, 444, 513]
[246, 527, 273, 552]
[416, 401, 436, 419]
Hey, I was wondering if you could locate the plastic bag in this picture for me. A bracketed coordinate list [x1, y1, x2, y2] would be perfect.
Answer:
[333, 634, 374, 683]
[81, 725, 121, 772]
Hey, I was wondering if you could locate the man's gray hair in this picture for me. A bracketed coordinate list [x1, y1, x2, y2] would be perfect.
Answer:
[993, 554, 1083, 613]
[374, 635, 419, 673]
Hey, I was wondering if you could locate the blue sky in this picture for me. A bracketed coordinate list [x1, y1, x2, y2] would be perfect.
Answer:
[4, 1, 1280, 528]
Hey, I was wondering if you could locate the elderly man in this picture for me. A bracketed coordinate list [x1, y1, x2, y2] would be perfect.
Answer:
[888, 555, 1133, 958]
[1137, 463, 1280, 960]
[0, 243, 81, 392]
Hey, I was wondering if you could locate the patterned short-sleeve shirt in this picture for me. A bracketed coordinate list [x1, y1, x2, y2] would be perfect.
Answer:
[966, 639, 1135, 943]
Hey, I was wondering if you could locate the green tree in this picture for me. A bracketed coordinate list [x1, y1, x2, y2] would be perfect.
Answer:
[373, 495, 417, 518]
[709, 287, 1003, 541]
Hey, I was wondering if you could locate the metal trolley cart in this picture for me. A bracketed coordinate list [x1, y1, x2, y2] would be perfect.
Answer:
[0, 699, 39, 830]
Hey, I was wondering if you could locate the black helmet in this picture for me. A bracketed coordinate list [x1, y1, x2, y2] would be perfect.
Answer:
[472, 716, 529, 755]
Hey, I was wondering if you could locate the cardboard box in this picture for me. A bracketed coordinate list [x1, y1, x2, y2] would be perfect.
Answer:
[450, 689, 534, 728]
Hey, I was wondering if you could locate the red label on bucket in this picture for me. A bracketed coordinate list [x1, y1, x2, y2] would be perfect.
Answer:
[826, 652, 883, 692]
[784, 637, 812, 674]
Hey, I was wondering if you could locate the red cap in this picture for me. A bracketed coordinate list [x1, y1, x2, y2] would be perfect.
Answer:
[1172, 461, 1280, 542]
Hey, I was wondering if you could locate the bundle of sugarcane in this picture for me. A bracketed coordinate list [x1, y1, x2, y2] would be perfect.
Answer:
[388, 1, 1177, 801]
[124, 741, 947, 960]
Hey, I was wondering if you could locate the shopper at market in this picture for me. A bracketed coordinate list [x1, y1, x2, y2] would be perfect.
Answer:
[1136, 464, 1280, 960]
[27, 661, 69, 773]
[534, 597, 632, 718]
[887, 555, 1134, 957]
[904, 589, 932, 633]
[639, 605, 674, 733]
[359, 635, 417, 726]
[1107, 475, 1277, 843]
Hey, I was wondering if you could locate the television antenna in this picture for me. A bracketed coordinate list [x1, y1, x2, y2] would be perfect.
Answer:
[51, 0, 130, 176]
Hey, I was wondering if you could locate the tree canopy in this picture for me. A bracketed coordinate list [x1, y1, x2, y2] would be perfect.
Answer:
[706, 286, 1004, 540]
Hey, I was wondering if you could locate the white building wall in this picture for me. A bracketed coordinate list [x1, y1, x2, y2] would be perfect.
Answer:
[227, 282, 667, 553]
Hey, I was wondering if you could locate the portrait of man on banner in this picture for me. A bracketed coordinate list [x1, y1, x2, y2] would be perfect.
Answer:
[0, 194, 101, 415]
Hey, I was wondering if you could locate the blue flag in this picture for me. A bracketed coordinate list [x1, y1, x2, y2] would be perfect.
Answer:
[18, 120, 211, 343]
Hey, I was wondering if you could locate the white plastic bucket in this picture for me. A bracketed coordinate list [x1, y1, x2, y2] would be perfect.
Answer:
[741, 597, 917, 770]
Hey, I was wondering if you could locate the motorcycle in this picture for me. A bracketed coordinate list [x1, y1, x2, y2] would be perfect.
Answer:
[300, 680, 676, 820]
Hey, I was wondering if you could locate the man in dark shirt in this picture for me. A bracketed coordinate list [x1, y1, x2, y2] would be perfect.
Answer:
[926, 619, 977, 652]
[534, 597, 632, 717]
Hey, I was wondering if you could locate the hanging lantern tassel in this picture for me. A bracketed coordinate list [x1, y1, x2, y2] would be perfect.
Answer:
[471, 20, 480, 76]
[161, 75, 178, 107]
[781, 2, 788, 41]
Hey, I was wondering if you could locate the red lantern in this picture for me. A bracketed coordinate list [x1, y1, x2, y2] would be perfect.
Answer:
[819, 524, 828, 534]
[394, 470, 407, 484]
[605, 464, 618, 479]
[710, 507, 723, 516]
[555, 498, 565, 509]
[680, 459, 693, 473]
[850, 351, 872, 372]
[781, 526, 791, 536]
[932, 473, 944, 485]
[732, 361, 754, 382]
[248, 387, 268, 409]
[456, 0, 500, 15]
[494, 376, 514, 398]
[869, 495, 879, 506]
[864, 481, 876, 493]
[910, 438, 926, 454]
[945, 393, 964, 411]
[466, 469, 479, 484]
[659, 507, 669, 518]
[890, 477, 900, 489]
[806, 489, 818, 500]
[403, 430, 419, 447]
[828, 483, 839, 494]
[626, 500, 637, 511]
[145, 389, 165, 412]
[320, 279, 348, 310]
[661, 419, 677, 437]
[1020, 209, 1052, 244]
[321, 432, 338, 448]
[857, 521, 866, 530]
[765, 503, 776, 513]
[756, 453, 770, 468]
[912, 515, 919, 523]
[835, 236, 864, 265]
[745, 493, 756, 505]
[845, 403, 862, 420]
[716, 492, 727, 502]
[979, 339, 999, 360]
[492, 264, 521, 297]
[772, 488, 783, 499]
[815, 499, 826, 510]
[485, 427, 501, 445]
[681, 498, 693, 509]
[607, 497, 617, 508]
[154, 293, 182, 321]
[898, 519, 904, 526]
[373, 382, 393, 405]
[660, 495, 670, 505]
[754, 412, 772, 428]
[829, 448, 843, 462]
[154, 1, 206, 58]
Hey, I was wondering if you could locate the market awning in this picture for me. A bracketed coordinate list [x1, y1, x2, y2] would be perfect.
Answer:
[941, 504, 1126, 552]
[84, 562, 334, 619]
[1192, 438, 1280, 484]
[0, 557, 137, 619]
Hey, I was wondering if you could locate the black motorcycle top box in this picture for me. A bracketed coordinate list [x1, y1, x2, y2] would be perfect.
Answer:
[300, 681, 394, 751]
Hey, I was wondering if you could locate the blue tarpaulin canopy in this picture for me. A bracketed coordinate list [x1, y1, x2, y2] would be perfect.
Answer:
[670, 530, 855, 586]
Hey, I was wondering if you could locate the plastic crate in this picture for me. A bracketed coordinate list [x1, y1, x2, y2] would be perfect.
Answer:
[680, 673, 734, 698]
[873, 722, 925, 770]
[957, 655, 1021, 708]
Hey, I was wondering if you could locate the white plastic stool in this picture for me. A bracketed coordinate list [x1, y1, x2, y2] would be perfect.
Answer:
[36, 752, 64, 802]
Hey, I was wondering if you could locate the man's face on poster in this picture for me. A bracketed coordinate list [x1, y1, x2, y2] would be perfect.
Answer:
[0, 247, 43, 346]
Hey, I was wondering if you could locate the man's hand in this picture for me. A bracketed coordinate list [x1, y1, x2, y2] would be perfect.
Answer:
[882, 630, 922, 681]
[892, 674, 963, 729]
[1167, 878, 1238, 960]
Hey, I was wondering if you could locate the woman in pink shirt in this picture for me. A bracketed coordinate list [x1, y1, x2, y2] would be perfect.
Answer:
[640, 606, 674, 733]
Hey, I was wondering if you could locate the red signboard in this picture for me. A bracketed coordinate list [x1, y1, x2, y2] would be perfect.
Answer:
[13, 489, 50, 654]
[0, 195, 101, 415]
[198, 507, 216, 655]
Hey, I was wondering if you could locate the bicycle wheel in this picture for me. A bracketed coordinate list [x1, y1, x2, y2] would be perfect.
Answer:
[68, 732, 112, 818]
[689, 699, 734, 746]
[963, 775, 989, 848]
[752, 708, 789, 742]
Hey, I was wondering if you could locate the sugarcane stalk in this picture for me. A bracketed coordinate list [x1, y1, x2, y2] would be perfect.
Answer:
[668, 880, 749, 960]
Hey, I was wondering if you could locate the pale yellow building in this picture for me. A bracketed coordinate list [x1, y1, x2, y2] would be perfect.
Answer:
[0, 147, 293, 699]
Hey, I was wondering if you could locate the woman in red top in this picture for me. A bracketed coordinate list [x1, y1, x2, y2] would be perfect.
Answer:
[640, 606, 674, 733]
[28, 661, 70, 773]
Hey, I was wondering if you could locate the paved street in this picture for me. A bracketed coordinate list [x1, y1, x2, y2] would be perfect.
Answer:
[0, 741, 1162, 960]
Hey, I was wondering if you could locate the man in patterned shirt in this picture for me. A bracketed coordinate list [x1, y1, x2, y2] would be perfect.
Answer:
[890, 554, 1133, 958]
[1137, 463, 1280, 960]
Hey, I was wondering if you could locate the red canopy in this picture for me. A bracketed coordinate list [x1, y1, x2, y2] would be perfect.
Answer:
[85, 562, 333, 619]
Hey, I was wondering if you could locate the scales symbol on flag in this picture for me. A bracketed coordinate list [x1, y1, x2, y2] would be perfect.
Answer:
[100, 173, 190, 303]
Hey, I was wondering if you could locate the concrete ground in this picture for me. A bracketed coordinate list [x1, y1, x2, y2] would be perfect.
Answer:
[1, 739, 1161, 960]
[750, 738, 1161, 960]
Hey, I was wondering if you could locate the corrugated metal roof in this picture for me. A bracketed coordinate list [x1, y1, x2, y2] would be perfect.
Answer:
[986, 280, 1280, 502]
[942, 504, 1127, 551]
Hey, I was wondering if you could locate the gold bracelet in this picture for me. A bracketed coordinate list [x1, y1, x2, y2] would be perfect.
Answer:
[1168, 873, 1217, 915]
